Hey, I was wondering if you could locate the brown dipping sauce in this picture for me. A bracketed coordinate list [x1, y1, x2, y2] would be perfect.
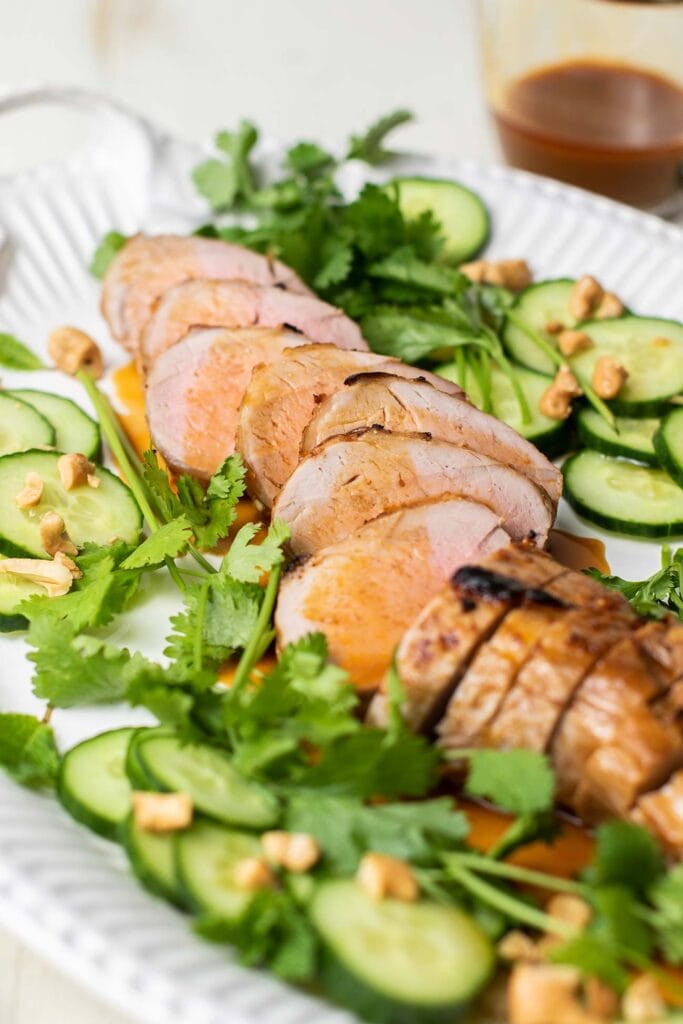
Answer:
[493, 59, 683, 207]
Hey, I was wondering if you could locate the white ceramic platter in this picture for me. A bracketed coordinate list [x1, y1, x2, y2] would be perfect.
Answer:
[1, 87, 682, 1024]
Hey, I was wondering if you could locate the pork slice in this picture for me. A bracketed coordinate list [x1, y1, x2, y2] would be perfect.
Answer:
[482, 606, 636, 753]
[301, 373, 562, 504]
[139, 279, 367, 368]
[237, 344, 464, 508]
[367, 543, 567, 733]
[101, 234, 310, 354]
[632, 771, 683, 858]
[145, 326, 312, 480]
[275, 499, 510, 693]
[272, 430, 554, 556]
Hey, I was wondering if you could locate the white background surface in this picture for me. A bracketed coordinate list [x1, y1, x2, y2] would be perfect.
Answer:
[0, 2, 491, 1021]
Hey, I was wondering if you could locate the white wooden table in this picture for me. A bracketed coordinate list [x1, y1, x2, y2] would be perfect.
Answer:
[0, 0, 486, 1019]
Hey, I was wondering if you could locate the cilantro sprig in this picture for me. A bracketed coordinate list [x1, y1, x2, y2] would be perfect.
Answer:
[588, 545, 683, 621]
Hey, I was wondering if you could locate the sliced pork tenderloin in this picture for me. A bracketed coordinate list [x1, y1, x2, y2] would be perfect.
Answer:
[275, 499, 510, 694]
[301, 373, 562, 504]
[272, 429, 554, 556]
[139, 279, 367, 368]
[101, 234, 310, 354]
[146, 326, 312, 479]
[237, 344, 464, 508]
[367, 544, 566, 733]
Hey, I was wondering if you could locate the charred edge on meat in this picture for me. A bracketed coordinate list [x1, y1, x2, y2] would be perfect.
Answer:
[283, 554, 310, 576]
[343, 370, 432, 387]
[452, 566, 566, 609]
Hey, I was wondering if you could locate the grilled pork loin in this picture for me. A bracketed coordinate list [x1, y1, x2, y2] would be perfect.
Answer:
[139, 279, 367, 368]
[301, 373, 562, 504]
[237, 344, 465, 508]
[272, 429, 554, 555]
[101, 234, 310, 354]
[146, 326, 312, 479]
[275, 499, 510, 693]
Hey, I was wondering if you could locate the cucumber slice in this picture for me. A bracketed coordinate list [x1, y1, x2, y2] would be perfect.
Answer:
[0, 450, 142, 557]
[654, 407, 683, 488]
[390, 177, 490, 263]
[436, 359, 571, 457]
[311, 879, 493, 1024]
[10, 389, 100, 460]
[577, 409, 659, 466]
[176, 819, 261, 919]
[503, 279, 576, 374]
[134, 733, 279, 829]
[0, 392, 55, 455]
[571, 317, 683, 415]
[59, 728, 136, 840]
[563, 450, 683, 538]
[125, 727, 162, 790]
[123, 814, 184, 907]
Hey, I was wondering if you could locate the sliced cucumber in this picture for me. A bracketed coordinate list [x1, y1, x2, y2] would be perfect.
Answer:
[125, 727, 161, 790]
[571, 317, 683, 415]
[654, 407, 683, 488]
[123, 814, 184, 907]
[0, 450, 141, 557]
[311, 879, 493, 1024]
[436, 359, 571, 457]
[390, 177, 490, 263]
[134, 733, 279, 829]
[59, 728, 136, 840]
[563, 450, 683, 538]
[176, 819, 260, 919]
[0, 392, 55, 455]
[577, 408, 659, 466]
[503, 279, 577, 375]
[10, 389, 100, 460]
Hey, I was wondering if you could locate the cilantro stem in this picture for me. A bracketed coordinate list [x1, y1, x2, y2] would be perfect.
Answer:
[448, 852, 587, 896]
[193, 579, 210, 673]
[231, 563, 282, 694]
[443, 858, 574, 938]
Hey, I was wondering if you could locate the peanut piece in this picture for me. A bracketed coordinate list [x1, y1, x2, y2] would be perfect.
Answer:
[234, 856, 277, 891]
[57, 452, 96, 490]
[87, 473, 101, 489]
[48, 326, 103, 378]
[0, 557, 73, 598]
[621, 975, 667, 1022]
[132, 791, 193, 833]
[592, 356, 628, 400]
[508, 963, 603, 1024]
[585, 977, 619, 1020]
[262, 831, 321, 873]
[497, 930, 541, 962]
[39, 511, 78, 557]
[15, 472, 44, 509]
[544, 319, 565, 335]
[557, 329, 593, 357]
[459, 259, 487, 283]
[460, 259, 532, 291]
[539, 365, 582, 420]
[594, 291, 625, 320]
[568, 275, 604, 321]
[53, 551, 82, 580]
[547, 893, 592, 930]
[356, 852, 418, 902]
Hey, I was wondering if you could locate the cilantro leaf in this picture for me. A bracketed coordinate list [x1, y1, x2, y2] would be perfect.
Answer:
[650, 864, 683, 964]
[89, 231, 128, 279]
[221, 520, 289, 583]
[587, 547, 683, 622]
[285, 141, 335, 179]
[313, 241, 354, 291]
[347, 108, 413, 164]
[465, 749, 555, 816]
[340, 184, 405, 260]
[587, 820, 664, 896]
[368, 247, 464, 295]
[0, 713, 60, 786]
[165, 575, 263, 673]
[590, 885, 653, 960]
[192, 121, 258, 211]
[550, 933, 630, 992]
[121, 517, 193, 569]
[0, 332, 43, 370]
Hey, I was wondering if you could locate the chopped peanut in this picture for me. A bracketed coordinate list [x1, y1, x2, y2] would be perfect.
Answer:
[0, 557, 73, 598]
[356, 852, 418, 902]
[621, 975, 667, 1023]
[234, 856, 277, 891]
[132, 791, 193, 833]
[87, 473, 101, 489]
[547, 893, 593, 930]
[48, 326, 103, 378]
[545, 319, 565, 336]
[585, 977, 619, 1020]
[539, 365, 582, 420]
[592, 356, 628, 400]
[460, 258, 532, 291]
[508, 963, 604, 1024]
[594, 291, 625, 320]
[53, 551, 82, 580]
[15, 472, 44, 509]
[568, 275, 604, 321]
[262, 830, 321, 873]
[39, 511, 78, 557]
[558, 329, 593, 357]
[57, 452, 95, 490]
[497, 930, 541, 962]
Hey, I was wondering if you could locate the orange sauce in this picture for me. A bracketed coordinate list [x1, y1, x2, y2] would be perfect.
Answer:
[550, 528, 610, 575]
[112, 361, 150, 456]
